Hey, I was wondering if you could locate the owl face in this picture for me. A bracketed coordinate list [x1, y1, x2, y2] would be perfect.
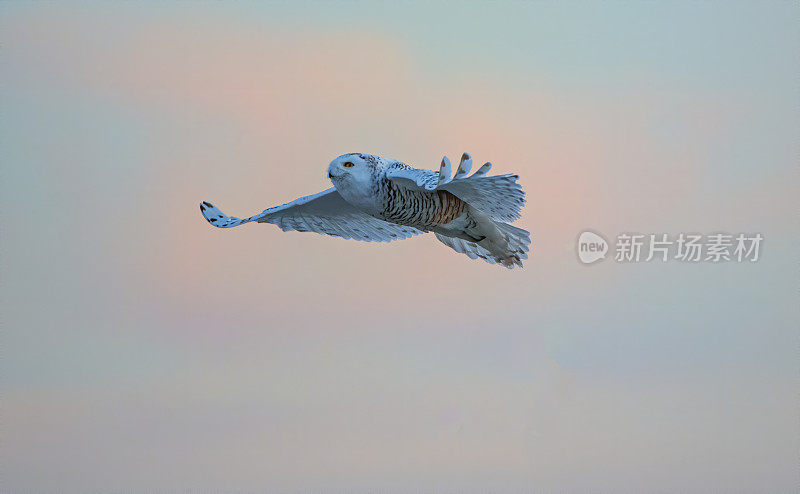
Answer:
[328, 153, 375, 189]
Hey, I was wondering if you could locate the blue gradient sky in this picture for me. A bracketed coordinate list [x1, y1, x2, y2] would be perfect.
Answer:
[2, 2, 798, 492]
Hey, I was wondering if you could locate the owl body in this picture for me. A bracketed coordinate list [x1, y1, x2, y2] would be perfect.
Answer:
[332, 155, 485, 242]
[200, 152, 531, 268]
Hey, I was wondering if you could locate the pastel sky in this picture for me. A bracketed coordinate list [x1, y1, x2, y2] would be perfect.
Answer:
[2, 2, 797, 492]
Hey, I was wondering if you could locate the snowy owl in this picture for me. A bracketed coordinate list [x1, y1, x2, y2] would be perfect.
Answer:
[200, 153, 530, 268]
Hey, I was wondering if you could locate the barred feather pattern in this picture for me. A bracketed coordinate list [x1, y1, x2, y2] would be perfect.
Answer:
[375, 177, 470, 229]
[384, 160, 525, 222]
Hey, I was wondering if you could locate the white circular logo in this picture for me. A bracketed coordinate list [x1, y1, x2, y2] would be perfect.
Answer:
[577, 231, 608, 264]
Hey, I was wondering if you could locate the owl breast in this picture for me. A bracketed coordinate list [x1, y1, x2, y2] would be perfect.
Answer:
[378, 179, 468, 228]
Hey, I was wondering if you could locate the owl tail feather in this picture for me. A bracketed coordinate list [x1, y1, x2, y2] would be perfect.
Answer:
[434, 221, 531, 269]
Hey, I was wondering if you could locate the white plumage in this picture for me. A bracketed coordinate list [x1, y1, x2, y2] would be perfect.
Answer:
[200, 152, 531, 268]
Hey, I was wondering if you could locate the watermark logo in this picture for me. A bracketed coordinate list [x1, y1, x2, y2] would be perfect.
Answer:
[577, 231, 762, 265]
[577, 231, 609, 264]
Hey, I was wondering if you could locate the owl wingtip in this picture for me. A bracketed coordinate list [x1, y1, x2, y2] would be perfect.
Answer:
[199, 201, 225, 224]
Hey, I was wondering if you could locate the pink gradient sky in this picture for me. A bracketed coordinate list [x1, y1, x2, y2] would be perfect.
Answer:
[2, 2, 797, 492]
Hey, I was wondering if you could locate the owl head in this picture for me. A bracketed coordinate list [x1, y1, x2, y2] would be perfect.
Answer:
[327, 153, 378, 191]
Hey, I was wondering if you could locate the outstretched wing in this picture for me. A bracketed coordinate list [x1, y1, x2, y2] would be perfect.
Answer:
[385, 153, 525, 222]
[200, 187, 422, 242]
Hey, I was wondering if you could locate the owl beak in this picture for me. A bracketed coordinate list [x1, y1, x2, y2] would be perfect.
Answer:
[328, 171, 334, 179]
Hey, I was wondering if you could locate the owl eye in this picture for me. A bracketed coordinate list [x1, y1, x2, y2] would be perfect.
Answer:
[343, 162, 355, 168]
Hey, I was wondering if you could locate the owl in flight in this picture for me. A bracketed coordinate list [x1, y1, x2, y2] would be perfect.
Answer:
[200, 153, 530, 268]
